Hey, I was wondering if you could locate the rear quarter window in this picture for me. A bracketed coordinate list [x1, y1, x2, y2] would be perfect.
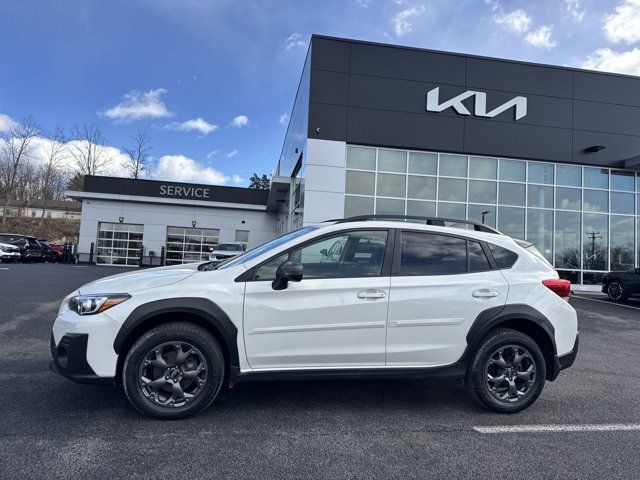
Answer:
[488, 244, 519, 269]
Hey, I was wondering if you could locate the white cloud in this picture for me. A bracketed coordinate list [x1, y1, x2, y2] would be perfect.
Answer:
[0, 113, 18, 133]
[206, 150, 218, 159]
[227, 149, 238, 158]
[152, 154, 231, 184]
[231, 174, 244, 184]
[494, 9, 532, 33]
[231, 115, 249, 128]
[285, 33, 307, 50]
[581, 47, 640, 75]
[564, 0, 585, 22]
[103, 88, 172, 122]
[525, 26, 557, 49]
[356, 0, 372, 7]
[279, 113, 289, 125]
[392, 5, 426, 37]
[604, 0, 640, 44]
[166, 117, 218, 135]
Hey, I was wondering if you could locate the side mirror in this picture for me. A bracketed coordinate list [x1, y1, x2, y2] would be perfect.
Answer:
[320, 248, 328, 256]
[272, 261, 303, 290]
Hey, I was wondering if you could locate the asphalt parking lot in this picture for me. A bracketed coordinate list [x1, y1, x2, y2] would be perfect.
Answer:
[1, 264, 640, 479]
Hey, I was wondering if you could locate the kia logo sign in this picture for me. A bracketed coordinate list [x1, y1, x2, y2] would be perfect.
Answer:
[159, 184, 212, 199]
[426, 87, 527, 121]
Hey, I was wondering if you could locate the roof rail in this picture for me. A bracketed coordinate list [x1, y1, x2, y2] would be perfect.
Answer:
[330, 215, 502, 234]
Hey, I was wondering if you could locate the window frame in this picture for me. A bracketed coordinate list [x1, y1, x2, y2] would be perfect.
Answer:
[245, 228, 395, 282]
[390, 229, 497, 277]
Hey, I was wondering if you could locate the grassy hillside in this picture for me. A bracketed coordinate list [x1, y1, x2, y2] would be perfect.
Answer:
[0, 218, 80, 243]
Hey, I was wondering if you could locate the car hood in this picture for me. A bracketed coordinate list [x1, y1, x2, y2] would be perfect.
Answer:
[0, 242, 19, 251]
[78, 263, 200, 295]
[210, 250, 241, 256]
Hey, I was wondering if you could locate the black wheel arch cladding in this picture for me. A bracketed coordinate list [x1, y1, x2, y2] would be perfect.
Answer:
[113, 298, 240, 369]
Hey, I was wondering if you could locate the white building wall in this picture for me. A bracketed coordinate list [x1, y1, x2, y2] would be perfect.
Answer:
[302, 138, 347, 225]
[78, 198, 276, 261]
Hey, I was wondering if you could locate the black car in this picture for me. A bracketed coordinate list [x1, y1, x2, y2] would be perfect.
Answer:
[602, 269, 640, 302]
[0, 233, 43, 263]
[38, 239, 58, 263]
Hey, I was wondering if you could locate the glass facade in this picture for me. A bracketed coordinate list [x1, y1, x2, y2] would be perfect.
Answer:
[344, 145, 640, 285]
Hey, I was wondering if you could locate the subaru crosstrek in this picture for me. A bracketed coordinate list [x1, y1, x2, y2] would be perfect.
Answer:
[50, 216, 579, 419]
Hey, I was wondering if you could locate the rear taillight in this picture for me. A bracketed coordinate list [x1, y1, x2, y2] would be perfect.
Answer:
[542, 279, 571, 300]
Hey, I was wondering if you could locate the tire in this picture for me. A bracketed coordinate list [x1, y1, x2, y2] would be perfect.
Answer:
[122, 322, 225, 419]
[466, 328, 546, 413]
[606, 281, 627, 302]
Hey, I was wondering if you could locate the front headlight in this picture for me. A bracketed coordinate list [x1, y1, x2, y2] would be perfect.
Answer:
[69, 294, 131, 315]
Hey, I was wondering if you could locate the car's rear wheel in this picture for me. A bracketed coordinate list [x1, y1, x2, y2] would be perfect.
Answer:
[606, 281, 627, 302]
[466, 328, 546, 413]
[123, 322, 225, 419]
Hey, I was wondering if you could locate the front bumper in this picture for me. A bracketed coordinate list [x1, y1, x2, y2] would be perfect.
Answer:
[0, 251, 21, 260]
[50, 333, 113, 384]
[548, 333, 579, 381]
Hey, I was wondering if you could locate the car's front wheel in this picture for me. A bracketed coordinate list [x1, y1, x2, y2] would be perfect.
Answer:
[606, 281, 627, 302]
[123, 322, 225, 419]
[466, 328, 546, 413]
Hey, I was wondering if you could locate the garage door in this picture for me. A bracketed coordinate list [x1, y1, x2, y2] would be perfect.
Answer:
[96, 222, 143, 266]
[166, 227, 220, 265]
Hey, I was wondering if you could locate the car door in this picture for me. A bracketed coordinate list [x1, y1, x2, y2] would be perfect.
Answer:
[243, 229, 392, 370]
[386, 230, 508, 367]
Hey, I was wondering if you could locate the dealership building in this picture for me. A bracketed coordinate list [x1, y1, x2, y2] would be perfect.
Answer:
[71, 35, 640, 287]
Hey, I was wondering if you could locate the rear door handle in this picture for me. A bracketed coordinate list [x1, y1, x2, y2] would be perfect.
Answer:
[357, 289, 387, 299]
[472, 289, 499, 298]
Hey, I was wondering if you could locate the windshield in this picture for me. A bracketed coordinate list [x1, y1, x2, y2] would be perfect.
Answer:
[216, 244, 244, 251]
[216, 226, 318, 270]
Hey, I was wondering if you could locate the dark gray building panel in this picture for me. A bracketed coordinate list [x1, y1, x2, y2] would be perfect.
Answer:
[309, 69, 349, 105]
[310, 37, 350, 72]
[308, 102, 348, 141]
[349, 42, 466, 85]
[572, 130, 640, 167]
[466, 57, 574, 98]
[347, 107, 465, 152]
[574, 71, 640, 107]
[573, 100, 640, 137]
[464, 120, 573, 162]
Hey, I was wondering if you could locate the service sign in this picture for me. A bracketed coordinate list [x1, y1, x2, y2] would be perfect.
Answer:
[159, 184, 212, 200]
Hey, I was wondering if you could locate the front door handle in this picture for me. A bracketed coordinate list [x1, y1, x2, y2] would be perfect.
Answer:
[357, 289, 387, 299]
[472, 289, 499, 298]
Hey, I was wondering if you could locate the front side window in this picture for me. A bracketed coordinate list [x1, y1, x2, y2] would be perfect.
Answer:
[253, 230, 388, 280]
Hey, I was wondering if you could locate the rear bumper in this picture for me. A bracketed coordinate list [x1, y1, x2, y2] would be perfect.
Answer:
[50, 333, 113, 384]
[548, 333, 579, 381]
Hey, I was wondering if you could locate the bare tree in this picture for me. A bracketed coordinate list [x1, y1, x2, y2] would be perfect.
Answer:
[68, 123, 108, 176]
[0, 116, 39, 224]
[37, 127, 68, 225]
[123, 130, 151, 179]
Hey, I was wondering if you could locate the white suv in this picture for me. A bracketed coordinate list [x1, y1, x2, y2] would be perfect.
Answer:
[50, 216, 578, 419]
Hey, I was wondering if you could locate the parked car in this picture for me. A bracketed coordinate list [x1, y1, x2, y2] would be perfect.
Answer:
[0, 240, 21, 263]
[38, 239, 58, 263]
[51, 215, 578, 419]
[0, 233, 43, 262]
[208, 242, 245, 262]
[49, 243, 65, 262]
[602, 268, 640, 301]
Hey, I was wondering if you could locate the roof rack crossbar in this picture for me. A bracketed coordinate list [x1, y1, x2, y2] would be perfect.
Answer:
[331, 215, 502, 234]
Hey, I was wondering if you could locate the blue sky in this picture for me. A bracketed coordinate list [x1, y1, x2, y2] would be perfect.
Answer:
[1, 0, 639, 186]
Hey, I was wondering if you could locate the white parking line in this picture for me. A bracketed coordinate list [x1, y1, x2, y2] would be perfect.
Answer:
[474, 424, 640, 434]
[0, 267, 9, 270]
[572, 295, 640, 311]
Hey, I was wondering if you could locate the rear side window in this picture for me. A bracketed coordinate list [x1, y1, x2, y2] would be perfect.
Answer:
[399, 232, 467, 275]
[488, 244, 519, 269]
[469, 241, 491, 272]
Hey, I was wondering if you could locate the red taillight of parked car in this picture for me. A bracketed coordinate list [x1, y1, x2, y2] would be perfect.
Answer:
[542, 279, 571, 300]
